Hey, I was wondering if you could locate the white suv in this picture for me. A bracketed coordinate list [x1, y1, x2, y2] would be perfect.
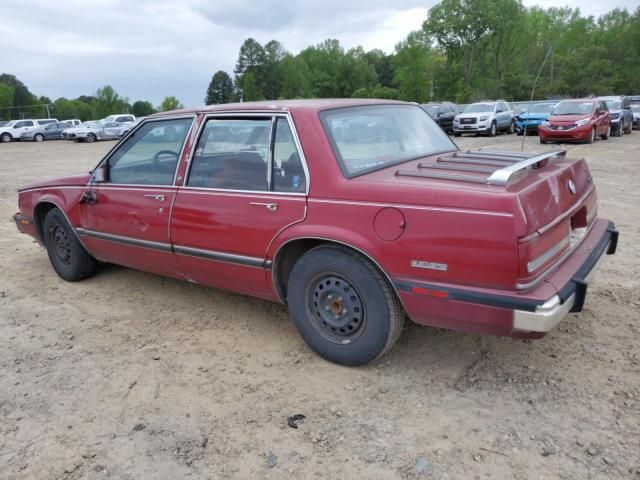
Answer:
[0, 118, 59, 143]
[453, 101, 514, 137]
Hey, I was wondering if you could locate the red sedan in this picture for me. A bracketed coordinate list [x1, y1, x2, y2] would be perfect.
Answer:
[14, 99, 618, 365]
[539, 99, 611, 144]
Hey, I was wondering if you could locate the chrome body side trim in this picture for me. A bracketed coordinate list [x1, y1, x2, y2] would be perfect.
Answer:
[308, 198, 513, 217]
[76, 228, 173, 252]
[173, 245, 271, 269]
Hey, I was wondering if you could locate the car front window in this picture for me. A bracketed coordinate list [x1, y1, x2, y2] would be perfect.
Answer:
[552, 102, 594, 115]
[320, 104, 456, 178]
[604, 100, 621, 110]
[106, 118, 193, 185]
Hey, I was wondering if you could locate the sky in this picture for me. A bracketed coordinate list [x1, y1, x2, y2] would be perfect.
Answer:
[1, 0, 638, 108]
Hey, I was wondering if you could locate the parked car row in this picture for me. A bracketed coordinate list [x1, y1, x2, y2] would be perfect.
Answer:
[453, 100, 515, 137]
[0, 114, 137, 143]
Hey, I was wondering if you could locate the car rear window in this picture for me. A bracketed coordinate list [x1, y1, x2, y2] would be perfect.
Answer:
[319, 104, 456, 178]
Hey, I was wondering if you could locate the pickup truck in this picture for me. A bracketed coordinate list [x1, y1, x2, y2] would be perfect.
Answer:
[12, 99, 618, 366]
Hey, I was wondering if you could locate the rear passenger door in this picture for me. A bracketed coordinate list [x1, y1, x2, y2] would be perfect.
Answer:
[170, 114, 308, 297]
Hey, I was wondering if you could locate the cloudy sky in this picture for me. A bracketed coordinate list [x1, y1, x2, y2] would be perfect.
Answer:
[1, 0, 638, 108]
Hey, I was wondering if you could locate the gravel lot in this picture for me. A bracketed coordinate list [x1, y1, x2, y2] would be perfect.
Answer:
[1, 132, 638, 480]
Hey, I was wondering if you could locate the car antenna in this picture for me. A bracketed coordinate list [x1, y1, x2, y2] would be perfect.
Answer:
[521, 46, 553, 152]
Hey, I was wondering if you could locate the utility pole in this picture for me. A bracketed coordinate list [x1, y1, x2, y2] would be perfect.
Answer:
[45, 104, 51, 118]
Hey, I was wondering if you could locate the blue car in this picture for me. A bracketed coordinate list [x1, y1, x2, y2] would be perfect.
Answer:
[514, 102, 557, 135]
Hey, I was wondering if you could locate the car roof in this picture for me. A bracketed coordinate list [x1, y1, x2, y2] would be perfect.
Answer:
[150, 98, 408, 117]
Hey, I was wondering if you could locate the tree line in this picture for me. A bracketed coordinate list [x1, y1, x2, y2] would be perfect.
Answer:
[205, 2, 640, 105]
[0, 74, 184, 121]
[2, 1, 638, 120]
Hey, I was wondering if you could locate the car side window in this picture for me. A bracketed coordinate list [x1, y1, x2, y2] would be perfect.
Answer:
[273, 117, 306, 193]
[106, 118, 193, 186]
[14, 121, 26, 128]
[188, 118, 270, 191]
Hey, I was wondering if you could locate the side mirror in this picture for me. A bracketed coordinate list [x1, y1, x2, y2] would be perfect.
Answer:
[91, 164, 107, 183]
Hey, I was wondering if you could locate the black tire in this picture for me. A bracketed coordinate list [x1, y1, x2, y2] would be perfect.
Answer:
[613, 125, 621, 137]
[624, 119, 632, 134]
[287, 245, 404, 366]
[85, 133, 97, 143]
[586, 127, 595, 144]
[1, 132, 12, 143]
[488, 121, 497, 137]
[539, 137, 548, 144]
[601, 124, 610, 140]
[43, 208, 98, 281]
[34, 133, 44, 142]
[453, 132, 461, 137]
[507, 121, 515, 134]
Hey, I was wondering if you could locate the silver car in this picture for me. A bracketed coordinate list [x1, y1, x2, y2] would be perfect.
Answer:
[62, 122, 130, 143]
[453, 101, 515, 137]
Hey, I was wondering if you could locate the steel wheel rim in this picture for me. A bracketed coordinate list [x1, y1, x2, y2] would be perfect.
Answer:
[306, 274, 366, 344]
[52, 225, 72, 265]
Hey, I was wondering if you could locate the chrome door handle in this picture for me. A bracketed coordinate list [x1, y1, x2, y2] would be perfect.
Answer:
[144, 194, 165, 201]
[250, 202, 278, 212]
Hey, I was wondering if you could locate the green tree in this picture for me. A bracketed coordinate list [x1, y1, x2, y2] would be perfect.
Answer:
[131, 100, 155, 117]
[93, 85, 128, 118]
[0, 83, 14, 120]
[240, 72, 262, 101]
[279, 54, 312, 98]
[159, 96, 184, 111]
[205, 71, 235, 104]
[393, 31, 431, 102]
[234, 38, 266, 100]
[263, 40, 287, 99]
[0, 74, 35, 117]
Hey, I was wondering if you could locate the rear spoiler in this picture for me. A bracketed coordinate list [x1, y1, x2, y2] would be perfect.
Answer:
[395, 149, 567, 185]
[486, 150, 566, 185]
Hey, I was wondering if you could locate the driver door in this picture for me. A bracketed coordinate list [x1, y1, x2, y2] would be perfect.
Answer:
[78, 117, 195, 277]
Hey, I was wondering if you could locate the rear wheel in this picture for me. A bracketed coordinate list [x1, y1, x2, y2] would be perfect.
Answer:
[85, 133, 97, 143]
[43, 208, 98, 281]
[586, 127, 596, 144]
[0, 132, 12, 143]
[287, 245, 404, 366]
[34, 133, 44, 142]
[601, 125, 610, 140]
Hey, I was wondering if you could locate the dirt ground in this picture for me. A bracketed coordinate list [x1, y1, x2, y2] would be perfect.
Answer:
[1, 131, 638, 480]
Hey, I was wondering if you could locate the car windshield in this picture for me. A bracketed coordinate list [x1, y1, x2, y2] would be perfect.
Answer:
[421, 104, 440, 115]
[604, 100, 621, 110]
[2, 121, 17, 127]
[464, 103, 494, 113]
[83, 122, 101, 128]
[552, 101, 594, 115]
[320, 104, 457, 178]
[526, 103, 556, 113]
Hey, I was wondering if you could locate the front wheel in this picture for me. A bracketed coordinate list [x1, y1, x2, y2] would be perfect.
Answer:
[507, 122, 515, 134]
[85, 133, 97, 143]
[586, 127, 595, 144]
[624, 120, 632, 134]
[43, 208, 98, 281]
[453, 132, 461, 137]
[601, 124, 610, 140]
[287, 245, 404, 366]
[1, 132, 12, 143]
[488, 122, 497, 137]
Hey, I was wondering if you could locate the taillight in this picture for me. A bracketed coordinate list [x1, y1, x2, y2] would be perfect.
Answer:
[518, 220, 571, 285]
